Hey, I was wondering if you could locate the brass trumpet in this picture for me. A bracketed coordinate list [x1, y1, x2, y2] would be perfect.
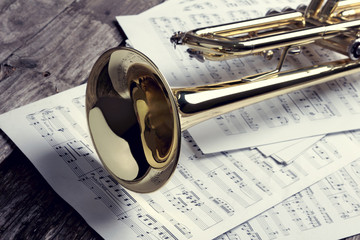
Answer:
[86, 0, 360, 193]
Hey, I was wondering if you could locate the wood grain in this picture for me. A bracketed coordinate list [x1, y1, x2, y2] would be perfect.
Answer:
[1, 0, 360, 239]
[0, 148, 102, 239]
[0, 0, 74, 61]
[0, 0, 163, 162]
[0, 0, 163, 238]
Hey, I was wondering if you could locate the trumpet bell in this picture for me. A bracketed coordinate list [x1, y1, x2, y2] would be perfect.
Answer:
[86, 47, 181, 193]
[86, 0, 360, 193]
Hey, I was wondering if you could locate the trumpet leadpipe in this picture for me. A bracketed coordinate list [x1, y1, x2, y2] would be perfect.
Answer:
[172, 18, 360, 60]
[86, 47, 360, 193]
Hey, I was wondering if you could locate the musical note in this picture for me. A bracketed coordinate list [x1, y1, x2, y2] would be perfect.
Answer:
[238, 108, 259, 131]
[146, 198, 193, 239]
[25, 104, 179, 240]
[5, 1, 360, 239]
[137, 212, 177, 239]
[255, 100, 289, 128]
[281, 193, 321, 231]
[225, 152, 272, 195]
[214, 113, 246, 135]
[72, 95, 86, 114]
[163, 185, 223, 230]
[318, 171, 360, 219]
[277, 95, 301, 122]
[227, 222, 261, 240]
[56, 105, 89, 139]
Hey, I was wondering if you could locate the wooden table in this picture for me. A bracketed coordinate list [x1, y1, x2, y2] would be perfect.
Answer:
[0, 0, 162, 238]
[0, 0, 359, 239]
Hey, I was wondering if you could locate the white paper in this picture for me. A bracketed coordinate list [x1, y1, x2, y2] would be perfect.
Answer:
[257, 135, 324, 164]
[217, 155, 360, 240]
[2, 0, 360, 239]
[140, 132, 360, 239]
[0, 85, 184, 240]
[1, 84, 360, 239]
[116, 0, 360, 154]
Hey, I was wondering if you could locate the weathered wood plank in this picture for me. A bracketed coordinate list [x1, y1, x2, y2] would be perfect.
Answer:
[0, 0, 164, 163]
[82, 0, 163, 23]
[3, 2, 121, 92]
[0, 130, 14, 165]
[0, 0, 163, 63]
[3, 0, 359, 239]
[0, 148, 102, 239]
[0, 0, 165, 238]
[0, 0, 74, 62]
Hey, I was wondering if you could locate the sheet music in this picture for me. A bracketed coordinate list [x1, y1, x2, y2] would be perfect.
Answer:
[0, 85, 183, 240]
[257, 135, 325, 164]
[145, 133, 360, 239]
[1, 0, 360, 239]
[216, 153, 360, 240]
[1, 85, 360, 239]
[116, 0, 360, 153]
[256, 137, 320, 158]
[218, 129, 360, 240]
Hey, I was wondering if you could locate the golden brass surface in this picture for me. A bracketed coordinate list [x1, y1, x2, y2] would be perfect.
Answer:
[86, 48, 181, 193]
[87, 0, 360, 192]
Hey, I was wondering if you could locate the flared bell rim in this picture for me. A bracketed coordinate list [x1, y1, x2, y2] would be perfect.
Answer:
[86, 47, 181, 193]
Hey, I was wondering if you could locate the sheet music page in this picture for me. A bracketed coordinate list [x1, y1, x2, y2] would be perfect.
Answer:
[216, 130, 360, 240]
[257, 135, 325, 164]
[116, 0, 360, 153]
[2, 1, 360, 239]
[256, 137, 321, 157]
[0, 85, 185, 240]
[1, 85, 360, 239]
[143, 132, 360, 239]
[216, 149, 360, 240]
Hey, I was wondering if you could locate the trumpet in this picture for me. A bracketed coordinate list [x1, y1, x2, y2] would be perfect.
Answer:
[86, 0, 360, 193]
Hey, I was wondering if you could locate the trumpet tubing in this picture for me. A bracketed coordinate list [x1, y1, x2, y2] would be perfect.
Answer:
[86, 0, 360, 193]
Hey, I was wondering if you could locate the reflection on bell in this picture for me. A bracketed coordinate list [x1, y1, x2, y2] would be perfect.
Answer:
[86, 0, 360, 193]
[87, 48, 181, 193]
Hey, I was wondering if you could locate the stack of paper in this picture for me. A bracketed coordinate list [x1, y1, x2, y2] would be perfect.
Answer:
[2, 0, 360, 239]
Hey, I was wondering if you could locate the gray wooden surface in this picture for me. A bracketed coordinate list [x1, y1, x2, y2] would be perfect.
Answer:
[0, 0, 360, 239]
[0, 0, 163, 239]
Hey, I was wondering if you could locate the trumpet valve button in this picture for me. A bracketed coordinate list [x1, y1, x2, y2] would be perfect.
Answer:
[349, 39, 360, 60]
[263, 50, 274, 60]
